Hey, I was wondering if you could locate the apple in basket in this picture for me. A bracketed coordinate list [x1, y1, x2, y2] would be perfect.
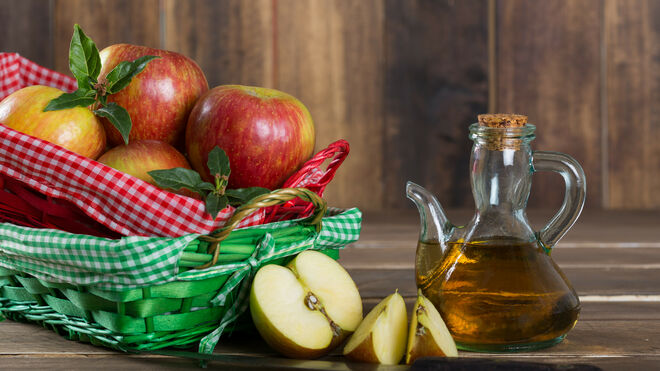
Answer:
[250, 250, 363, 359]
[97, 140, 198, 197]
[185, 85, 315, 190]
[0, 85, 106, 159]
[98, 44, 209, 147]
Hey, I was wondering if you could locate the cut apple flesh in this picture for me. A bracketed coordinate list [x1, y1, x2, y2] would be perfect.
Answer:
[250, 264, 333, 355]
[343, 291, 408, 365]
[287, 249, 363, 333]
[249, 251, 363, 359]
[405, 290, 458, 364]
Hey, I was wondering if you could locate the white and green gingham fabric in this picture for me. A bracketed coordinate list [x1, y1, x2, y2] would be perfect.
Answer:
[0, 207, 361, 354]
[0, 208, 361, 291]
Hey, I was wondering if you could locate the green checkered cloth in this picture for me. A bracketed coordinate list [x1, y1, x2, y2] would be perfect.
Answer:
[0, 207, 362, 354]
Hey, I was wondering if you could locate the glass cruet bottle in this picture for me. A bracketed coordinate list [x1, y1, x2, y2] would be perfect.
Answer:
[406, 113, 587, 352]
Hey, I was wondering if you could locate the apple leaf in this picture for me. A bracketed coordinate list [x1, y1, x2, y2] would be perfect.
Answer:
[105, 55, 160, 94]
[69, 24, 101, 89]
[148, 147, 268, 218]
[43, 89, 96, 111]
[226, 187, 270, 206]
[93, 103, 132, 144]
[148, 168, 214, 197]
[205, 193, 229, 219]
[44, 24, 159, 145]
[207, 146, 231, 180]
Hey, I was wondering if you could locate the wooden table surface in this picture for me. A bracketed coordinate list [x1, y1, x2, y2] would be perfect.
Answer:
[2, 209, 659, 370]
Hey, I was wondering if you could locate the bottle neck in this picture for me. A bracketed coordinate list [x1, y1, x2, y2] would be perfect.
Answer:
[463, 123, 538, 241]
[470, 142, 533, 214]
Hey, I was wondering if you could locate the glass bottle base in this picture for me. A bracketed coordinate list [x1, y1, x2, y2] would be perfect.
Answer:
[456, 334, 567, 353]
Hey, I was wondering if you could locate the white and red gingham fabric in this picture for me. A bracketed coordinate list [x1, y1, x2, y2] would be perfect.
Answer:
[0, 124, 264, 236]
[0, 53, 77, 98]
[0, 53, 339, 237]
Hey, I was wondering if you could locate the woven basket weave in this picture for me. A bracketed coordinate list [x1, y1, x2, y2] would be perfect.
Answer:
[0, 187, 362, 354]
[0, 53, 361, 355]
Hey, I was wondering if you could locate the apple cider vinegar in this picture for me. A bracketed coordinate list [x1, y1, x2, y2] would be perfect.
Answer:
[416, 237, 580, 351]
[407, 115, 586, 352]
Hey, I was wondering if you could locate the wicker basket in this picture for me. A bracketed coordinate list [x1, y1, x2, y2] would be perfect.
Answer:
[0, 53, 362, 355]
[0, 187, 362, 354]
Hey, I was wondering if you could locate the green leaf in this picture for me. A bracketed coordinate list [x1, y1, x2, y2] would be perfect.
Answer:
[205, 193, 229, 219]
[93, 102, 132, 144]
[105, 55, 160, 94]
[43, 89, 96, 111]
[69, 24, 101, 90]
[207, 146, 231, 178]
[148, 168, 214, 196]
[226, 187, 270, 206]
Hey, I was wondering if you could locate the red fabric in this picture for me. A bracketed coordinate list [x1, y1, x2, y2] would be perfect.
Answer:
[265, 140, 349, 223]
[0, 53, 349, 237]
[0, 53, 77, 99]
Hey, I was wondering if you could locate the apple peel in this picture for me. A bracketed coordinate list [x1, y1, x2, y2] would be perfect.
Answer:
[343, 291, 408, 365]
[405, 289, 458, 364]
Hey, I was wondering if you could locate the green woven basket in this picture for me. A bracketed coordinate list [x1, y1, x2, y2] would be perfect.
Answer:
[0, 188, 362, 354]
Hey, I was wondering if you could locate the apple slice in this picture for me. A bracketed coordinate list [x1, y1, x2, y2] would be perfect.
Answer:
[405, 289, 458, 364]
[249, 250, 362, 359]
[342, 291, 408, 365]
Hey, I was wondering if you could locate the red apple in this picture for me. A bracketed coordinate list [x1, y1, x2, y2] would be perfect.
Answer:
[185, 85, 315, 190]
[97, 139, 196, 197]
[0, 85, 106, 159]
[98, 44, 209, 147]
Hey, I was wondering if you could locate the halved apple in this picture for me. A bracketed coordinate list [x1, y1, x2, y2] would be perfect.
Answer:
[405, 289, 458, 364]
[342, 291, 408, 365]
[249, 250, 363, 359]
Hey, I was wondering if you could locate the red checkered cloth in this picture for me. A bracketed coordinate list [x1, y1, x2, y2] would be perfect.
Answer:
[0, 53, 349, 237]
[0, 53, 77, 98]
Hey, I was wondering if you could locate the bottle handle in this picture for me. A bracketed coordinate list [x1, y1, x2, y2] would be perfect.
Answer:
[532, 151, 586, 252]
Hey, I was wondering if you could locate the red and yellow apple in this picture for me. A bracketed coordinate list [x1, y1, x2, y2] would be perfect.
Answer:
[185, 85, 315, 190]
[0, 85, 106, 159]
[97, 139, 195, 197]
[98, 44, 209, 147]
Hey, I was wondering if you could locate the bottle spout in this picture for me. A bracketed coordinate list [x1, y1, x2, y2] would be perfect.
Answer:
[406, 181, 453, 243]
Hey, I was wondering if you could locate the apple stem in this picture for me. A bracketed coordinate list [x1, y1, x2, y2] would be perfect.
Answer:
[93, 77, 107, 97]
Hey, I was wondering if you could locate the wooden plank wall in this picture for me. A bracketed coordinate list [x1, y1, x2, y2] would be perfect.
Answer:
[1, 0, 658, 211]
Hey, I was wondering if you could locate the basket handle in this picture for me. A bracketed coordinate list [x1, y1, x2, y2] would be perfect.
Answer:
[195, 187, 327, 269]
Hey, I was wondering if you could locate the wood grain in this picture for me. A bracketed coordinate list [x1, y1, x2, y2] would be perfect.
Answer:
[349, 266, 660, 298]
[52, 0, 161, 75]
[383, 0, 489, 209]
[496, 0, 603, 210]
[353, 209, 660, 251]
[275, 0, 386, 211]
[3, 0, 660, 211]
[340, 246, 660, 270]
[606, 0, 660, 209]
[0, 0, 53, 68]
[3, 313, 660, 370]
[3, 211, 660, 369]
[163, 0, 273, 88]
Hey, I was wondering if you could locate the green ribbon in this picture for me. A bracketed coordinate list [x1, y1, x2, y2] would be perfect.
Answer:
[0, 208, 362, 354]
[198, 230, 320, 354]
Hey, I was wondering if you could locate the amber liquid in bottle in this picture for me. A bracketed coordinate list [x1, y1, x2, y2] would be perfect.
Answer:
[417, 237, 580, 351]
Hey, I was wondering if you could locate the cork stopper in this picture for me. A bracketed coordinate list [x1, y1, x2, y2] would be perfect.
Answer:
[478, 113, 528, 128]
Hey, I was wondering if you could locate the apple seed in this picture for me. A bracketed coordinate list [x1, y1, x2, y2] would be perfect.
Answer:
[304, 292, 342, 337]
